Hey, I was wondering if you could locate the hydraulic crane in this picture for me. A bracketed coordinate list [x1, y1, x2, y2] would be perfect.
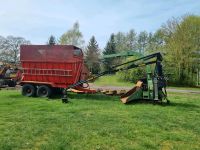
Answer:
[63, 51, 169, 104]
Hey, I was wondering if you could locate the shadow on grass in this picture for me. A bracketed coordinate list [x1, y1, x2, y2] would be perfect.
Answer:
[48, 92, 119, 102]
[46, 93, 200, 109]
[7, 92, 199, 109]
[68, 93, 119, 101]
[8, 94, 24, 99]
[126, 99, 200, 109]
[169, 101, 200, 109]
[126, 99, 167, 105]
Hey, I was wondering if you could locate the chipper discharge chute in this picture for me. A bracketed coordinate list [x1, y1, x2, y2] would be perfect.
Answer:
[120, 81, 143, 104]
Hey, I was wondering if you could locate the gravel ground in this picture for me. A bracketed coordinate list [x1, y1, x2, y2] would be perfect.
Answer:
[1, 84, 200, 95]
[89, 84, 200, 94]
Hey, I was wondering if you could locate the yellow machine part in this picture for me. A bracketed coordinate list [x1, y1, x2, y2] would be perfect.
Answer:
[120, 81, 143, 104]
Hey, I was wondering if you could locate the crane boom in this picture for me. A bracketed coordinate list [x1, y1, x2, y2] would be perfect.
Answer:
[62, 52, 169, 104]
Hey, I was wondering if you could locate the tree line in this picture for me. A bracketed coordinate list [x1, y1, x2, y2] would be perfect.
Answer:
[0, 15, 199, 86]
[84, 15, 200, 86]
[85, 15, 200, 86]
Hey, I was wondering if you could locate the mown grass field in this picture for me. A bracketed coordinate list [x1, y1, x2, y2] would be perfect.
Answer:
[94, 75, 200, 91]
[93, 75, 133, 87]
[0, 89, 200, 150]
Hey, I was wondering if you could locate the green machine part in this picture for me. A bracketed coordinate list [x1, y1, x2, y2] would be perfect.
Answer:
[143, 65, 154, 100]
[101, 50, 143, 59]
[122, 88, 143, 103]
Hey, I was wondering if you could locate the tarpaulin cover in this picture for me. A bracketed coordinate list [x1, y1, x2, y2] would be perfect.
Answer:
[20, 45, 83, 62]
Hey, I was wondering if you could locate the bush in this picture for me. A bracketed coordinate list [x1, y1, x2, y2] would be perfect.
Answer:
[115, 55, 146, 83]
[116, 67, 146, 83]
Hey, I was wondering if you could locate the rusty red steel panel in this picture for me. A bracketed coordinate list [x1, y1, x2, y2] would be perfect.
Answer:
[20, 45, 85, 88]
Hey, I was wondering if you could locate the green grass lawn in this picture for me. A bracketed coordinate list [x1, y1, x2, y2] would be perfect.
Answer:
[168, 86, 200, 91]
[94, 75, 200, 91]
[93, 75, 133, 87]
[0, 90, 200, 150]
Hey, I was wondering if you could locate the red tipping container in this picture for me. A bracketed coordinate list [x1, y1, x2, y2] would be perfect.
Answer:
[20, 45, 86, 89]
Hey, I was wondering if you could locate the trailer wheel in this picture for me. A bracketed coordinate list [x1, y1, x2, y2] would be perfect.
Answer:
[22, 84, 35, 97]
[37, 85, 52, 98]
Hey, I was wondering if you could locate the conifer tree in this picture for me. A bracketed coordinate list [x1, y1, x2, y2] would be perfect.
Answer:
[48, 35, 56, 45]
[85, 36, 100, 74]
[103, 34, 117, 70]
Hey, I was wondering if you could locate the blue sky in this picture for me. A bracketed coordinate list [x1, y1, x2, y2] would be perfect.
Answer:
[0, 0, 200, 48]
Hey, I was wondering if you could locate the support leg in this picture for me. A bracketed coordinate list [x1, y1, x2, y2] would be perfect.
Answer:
[153, 77, 159, 101]
[62, 89, 68, 103]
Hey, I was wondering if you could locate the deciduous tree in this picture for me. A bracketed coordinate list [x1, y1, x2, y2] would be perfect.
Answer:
[137, 31, 148, 54]
[0, 36, 30, 63]
[161, 15, 200, 85]
[59, 22, 85, 48]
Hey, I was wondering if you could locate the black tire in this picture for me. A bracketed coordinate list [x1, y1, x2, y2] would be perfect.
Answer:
[37, 85, 52, 98]
[167, 100, 170, 104]
[22, 84, 36, 97]
[52, 88, 63, 95]
[7, 80, 16, 87]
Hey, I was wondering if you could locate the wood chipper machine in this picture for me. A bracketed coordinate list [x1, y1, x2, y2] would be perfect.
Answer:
[65, 51, 169, 104]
